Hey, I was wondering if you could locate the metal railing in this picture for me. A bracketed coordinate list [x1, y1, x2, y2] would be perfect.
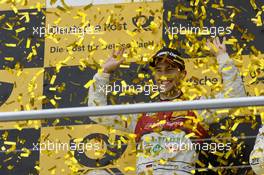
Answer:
[0, 96, 263, 121]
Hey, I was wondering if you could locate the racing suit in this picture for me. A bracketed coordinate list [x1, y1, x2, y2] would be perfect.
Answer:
[88, 53, 246, 175]
[250, 125, 264, 175]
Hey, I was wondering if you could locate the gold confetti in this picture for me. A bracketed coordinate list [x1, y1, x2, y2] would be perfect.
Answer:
[196, 159, 206, 167]
[50, 99, 57, 107]
[15, 27, 26, 33]
[231, 122, 240, 131]
[250, 0, 257, 10]
[11, 5, 18, 14]
[124, 166, 135, 171]
[50, 75, 57, 85]
[73, 138, 83, 142]
[84, 79, 96, 89]
[251, 15, 263, 26]
[4, 141, 16, 146]
[224, 39, 238, 45]
[230, 23, 235, 30]
[216, 109, 229, 114]
[5, 43, 16, 47]
[222, 66, 232, 72]
[185, 132, 195, 138]
[26, 38, 31, 48]
[4, 57, 14, 61]
[167, 11, 171, 21]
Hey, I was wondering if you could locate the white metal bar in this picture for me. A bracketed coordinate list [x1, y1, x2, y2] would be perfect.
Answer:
[0, 96, 263, 122]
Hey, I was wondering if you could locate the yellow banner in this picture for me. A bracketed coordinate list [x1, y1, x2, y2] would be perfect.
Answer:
[0, 68, 43, 112]
[44, 1, 163, 67]
[39, 124, 136, 175]
[185, 54, 264, 97]
[0, 68, 43, 129]
[0, 0, 45, 11]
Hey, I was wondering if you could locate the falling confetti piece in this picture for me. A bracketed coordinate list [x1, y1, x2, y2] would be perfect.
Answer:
[84, 79, 96, 89]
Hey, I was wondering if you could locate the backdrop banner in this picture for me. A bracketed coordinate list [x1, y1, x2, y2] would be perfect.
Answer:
[0, 0, 264, 174]
[39, 124, 136, 175]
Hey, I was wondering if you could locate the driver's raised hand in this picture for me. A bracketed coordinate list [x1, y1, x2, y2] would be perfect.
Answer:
[103, 47, 126, 74]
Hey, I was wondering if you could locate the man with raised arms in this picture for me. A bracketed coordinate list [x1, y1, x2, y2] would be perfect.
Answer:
[88, 37, 246, 175]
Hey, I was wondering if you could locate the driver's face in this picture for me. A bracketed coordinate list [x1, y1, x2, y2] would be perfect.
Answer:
[154, 59, 185, 92]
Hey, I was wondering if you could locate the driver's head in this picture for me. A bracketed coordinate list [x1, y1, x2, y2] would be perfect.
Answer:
[150, 47, 186, 94]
